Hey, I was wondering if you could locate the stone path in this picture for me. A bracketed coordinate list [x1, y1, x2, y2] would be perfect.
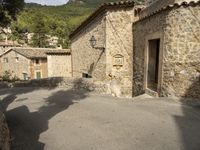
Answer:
[0, 87, 200, 150]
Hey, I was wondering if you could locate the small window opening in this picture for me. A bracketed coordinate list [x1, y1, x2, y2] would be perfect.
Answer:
[4, 57, 8, 63]
[35, 59, 40, 65]
[16, 57, 19, 62]
[134, 8, 142, 17]
[82, 73, 92, 78]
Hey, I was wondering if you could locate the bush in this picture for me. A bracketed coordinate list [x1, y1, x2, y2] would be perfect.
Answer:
[2, 71, 12, 82]
[1, 71, 20, 82]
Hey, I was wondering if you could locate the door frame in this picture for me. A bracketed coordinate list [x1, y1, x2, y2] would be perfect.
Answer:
[144, 32, 164, 94]
[35, 70, 42, 79]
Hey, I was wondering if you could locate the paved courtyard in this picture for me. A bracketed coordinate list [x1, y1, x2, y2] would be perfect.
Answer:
[0, 87, 200, 150]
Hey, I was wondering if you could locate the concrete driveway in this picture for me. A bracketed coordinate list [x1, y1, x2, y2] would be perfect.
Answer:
[0, 87, 200, 150]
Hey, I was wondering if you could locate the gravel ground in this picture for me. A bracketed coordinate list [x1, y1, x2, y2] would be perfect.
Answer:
[0, 87, 200, 150]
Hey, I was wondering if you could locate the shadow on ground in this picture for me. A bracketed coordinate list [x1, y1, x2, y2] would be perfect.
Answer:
[174, 79, 200, 150]
[0, 79, 92, 150]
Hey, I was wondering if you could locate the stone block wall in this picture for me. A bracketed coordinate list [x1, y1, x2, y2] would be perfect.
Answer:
[0, 51, 30, 80]
[133, 4, 200, 98]
[0, 77, 108, 94]
[47, 54, 72, 77]
[71, 14, 106, 81]
[133, 7, 167, 96]
[161, 5, 200, 98]
[105, 7, 137, 97]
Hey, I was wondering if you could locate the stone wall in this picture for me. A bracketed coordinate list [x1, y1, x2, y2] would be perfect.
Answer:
[0, 51, 30, 80]
[0, 77, 108, 94]
[105, 7, 137, 97]
[47, 54, 72, 77]
[161, 4, 200, 98]
[71, 14, 106, 81]
[133, 4, 200, 98]
[0, 111, 10, 150]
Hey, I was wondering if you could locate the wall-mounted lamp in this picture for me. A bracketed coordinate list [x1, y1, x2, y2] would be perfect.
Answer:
[89, 35, 105, 51]
[89, 36, 97, 48]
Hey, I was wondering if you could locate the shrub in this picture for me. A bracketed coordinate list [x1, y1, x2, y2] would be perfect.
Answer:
[2, 71, 12, 82]
[1, 71, 20, 82]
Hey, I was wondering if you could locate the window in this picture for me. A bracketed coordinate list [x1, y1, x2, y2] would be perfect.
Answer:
[3, 57, 8, 63]
[35, 59, 40, 65]
[36, 71, 41, 79]
[23, 73, 28, 80]
[82, 73, 92, 78]
[134, 8, 142, 17]
[16, 57, 19, 62]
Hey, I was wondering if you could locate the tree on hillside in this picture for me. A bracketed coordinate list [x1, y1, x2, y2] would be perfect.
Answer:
[31, 12, 49, 48]
[0, 0, 24, 27]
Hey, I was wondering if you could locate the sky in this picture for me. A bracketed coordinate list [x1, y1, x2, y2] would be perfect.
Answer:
[25, 0, 69, 6]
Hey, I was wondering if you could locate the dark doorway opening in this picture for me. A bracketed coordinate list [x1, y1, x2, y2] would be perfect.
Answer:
[82, 73, 92, 78]
[147, 39, 160, 92]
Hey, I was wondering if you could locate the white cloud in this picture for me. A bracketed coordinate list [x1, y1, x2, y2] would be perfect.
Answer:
[25, 0, 68, 5]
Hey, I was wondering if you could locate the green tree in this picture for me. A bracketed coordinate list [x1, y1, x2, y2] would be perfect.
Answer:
[31, 12, 48, 48]
[0, 0, 24, 27]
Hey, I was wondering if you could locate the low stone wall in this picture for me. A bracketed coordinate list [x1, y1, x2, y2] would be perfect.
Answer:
[0, 111, 10, 150]
[0, 77, 108, 94]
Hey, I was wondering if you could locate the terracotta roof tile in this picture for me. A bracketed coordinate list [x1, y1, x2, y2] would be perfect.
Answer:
[0, 48, 71, 59]
[137, 0, 200, 22]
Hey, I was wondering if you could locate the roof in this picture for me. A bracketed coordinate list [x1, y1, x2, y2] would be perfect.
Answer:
[138, 0, 200, 21]
[0, 41, 21, 47]
[46, 50, 71, 55]
[70, 0, 138, 39]
[0, 48, 71, 59]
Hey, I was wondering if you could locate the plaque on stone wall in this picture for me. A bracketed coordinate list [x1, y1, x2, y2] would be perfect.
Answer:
[113, 54, 124, 69]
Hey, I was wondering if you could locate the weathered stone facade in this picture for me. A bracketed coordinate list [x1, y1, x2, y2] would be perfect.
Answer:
[71, 14, 106, 81]
[0, 50, 31, 79]
[133, 2, 200, 98]
[105, 7, 137, 96]
[71, 2, 140, 97]
[70, 0, 200, 98]
[47, 54, 72, 77]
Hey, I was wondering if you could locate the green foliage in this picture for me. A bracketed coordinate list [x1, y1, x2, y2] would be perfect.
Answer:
[31, 12, 49, 48]
[11, 2, 93, 48]
[0, 0, 24, 27]
[1, 70, 12, 82]
[1, 70, 20, 82]
[9, 0, 144, 48]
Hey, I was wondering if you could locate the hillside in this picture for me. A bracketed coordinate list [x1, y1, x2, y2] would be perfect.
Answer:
[10, 0, 143, 48]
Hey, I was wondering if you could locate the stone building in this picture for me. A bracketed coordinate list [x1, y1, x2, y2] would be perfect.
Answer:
[70, 1, 143, 97]
[133, 0, 200, 98]
[0, 48, 71, 80]
[70, 0, 200, 98]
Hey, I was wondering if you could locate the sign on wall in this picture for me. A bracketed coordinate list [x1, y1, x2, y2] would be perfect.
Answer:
[113, 54, 124, 69]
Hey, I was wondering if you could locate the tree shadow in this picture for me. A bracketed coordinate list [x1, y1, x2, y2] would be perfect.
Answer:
[0, 79, 92, 150]
[174, 79, 200, 150]
[0, 87, 40, 113]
